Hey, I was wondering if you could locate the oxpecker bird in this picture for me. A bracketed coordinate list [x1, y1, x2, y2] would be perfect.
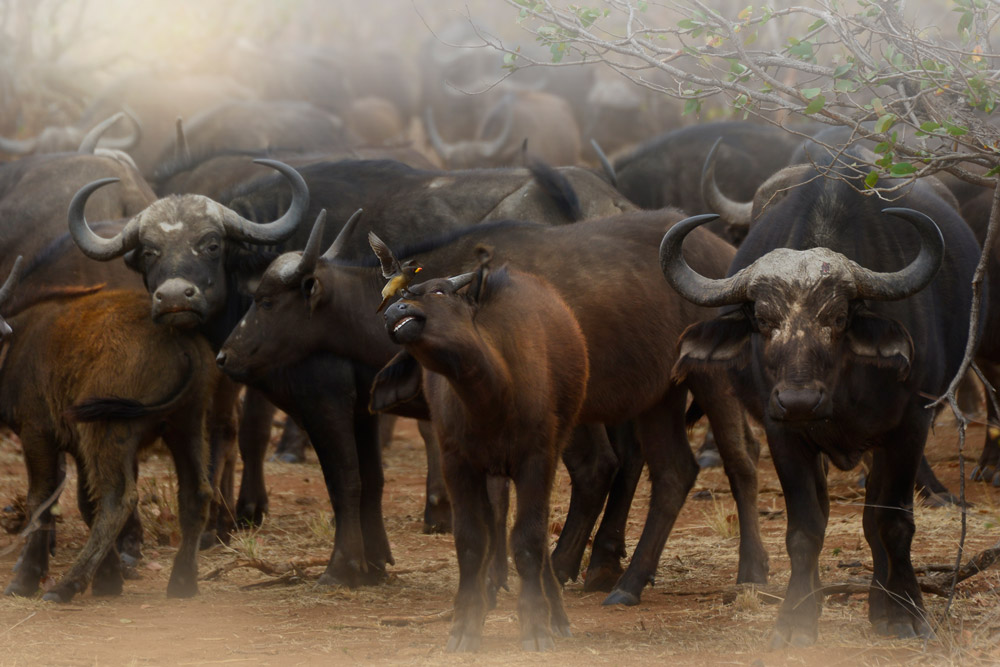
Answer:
[369, 231, 422, 312]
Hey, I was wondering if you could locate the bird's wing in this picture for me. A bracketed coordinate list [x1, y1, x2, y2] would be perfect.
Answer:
[368, 231, 400, 278]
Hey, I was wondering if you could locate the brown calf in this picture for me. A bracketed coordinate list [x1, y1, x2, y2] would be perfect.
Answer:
[383, 261, 588, 652]
[1, 288, 215, 602]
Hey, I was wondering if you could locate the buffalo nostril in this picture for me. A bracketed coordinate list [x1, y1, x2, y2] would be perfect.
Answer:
[216, 352, 227, 368]
[184, 287, 195, 298]
[775, 388, 824, 419]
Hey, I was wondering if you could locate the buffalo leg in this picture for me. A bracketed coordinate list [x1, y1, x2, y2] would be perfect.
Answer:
[75, 470, 123, 597]
[865, 413, 932, 639]
[487, 475, 510, 603]
[202, 378, 239, 548]
[163, 417, 212, 599]
[604, 386, 699, 606]
[4, 430, 61, 597]
[688, 376, 769, 584]
[273, 417, 309, 463]
[235, 387, 275, 526]
[511, 451, 563, 651]
[418, 419, 452, 534]
[354, 407, 394, 583]
[551, 424, 618, 584]
[443, 453, 492, 653]
[584, 423, 643, 593]
[44, 425, 138, 603]
[972, 360, 1000, 486]
[767, 431, 828, 649]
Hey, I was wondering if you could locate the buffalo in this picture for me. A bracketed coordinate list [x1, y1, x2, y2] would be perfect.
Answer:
[218, 209, 768, 605]
[383, 255, 588, 652]
[660, 148, 979, 645]
[2, 285, 215, 602]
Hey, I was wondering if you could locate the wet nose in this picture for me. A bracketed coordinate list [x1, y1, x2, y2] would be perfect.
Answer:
[771, 386, 825, 420]
[216, 351, 227, 368]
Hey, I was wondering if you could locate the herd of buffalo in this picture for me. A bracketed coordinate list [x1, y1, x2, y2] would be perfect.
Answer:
[1, 18, 999, 654]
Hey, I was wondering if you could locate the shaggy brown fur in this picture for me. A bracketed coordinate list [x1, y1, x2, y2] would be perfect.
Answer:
[1, 290, 216, 602]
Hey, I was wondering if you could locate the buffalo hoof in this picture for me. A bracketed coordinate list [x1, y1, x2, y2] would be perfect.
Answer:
[3, 580, 38, 597]
[873, 615, 933, 639]
[696, 447, 722, 469]
[41, 586, 76, 603]
[166, 572, 198, 598]
[234, 503, 266, 529]
[583, 563, 624, 593]
[120, 553, 142, 581]
[769, 626, 816, 650]
[551, 621, 572, 638]
[921, 491, 968, 508]
[994, 470, 1000, 488]
[521, 630, 556, 652]
[271, 451, 305, 464]
[970, 464, 991, 482]
[91, 577, 124, 597]
[422, 495, 452, 534]
[316, 560, 363, 589]
[602, 587, 640, 606]
[198, 530, 224, 551]
[445, 631, 482, 653]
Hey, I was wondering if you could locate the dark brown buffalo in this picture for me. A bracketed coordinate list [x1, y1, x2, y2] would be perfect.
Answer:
[661, 148, 979, 646]
[384, 261, 587, 652]
[426, 91, 582, 168]
[2, 287, 215, 603]
[218, 209, 768, 605]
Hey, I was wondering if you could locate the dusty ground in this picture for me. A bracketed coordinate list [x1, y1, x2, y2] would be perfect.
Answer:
[0, 414, 998, 667]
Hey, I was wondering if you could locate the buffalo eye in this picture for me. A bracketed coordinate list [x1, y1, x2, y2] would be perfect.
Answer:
[431, 288, 446, 296]
[833, 313, 848, 331]
[142, 247, 160, 261]
[257, 298, 273, 311]
[301, 277, 317, 298]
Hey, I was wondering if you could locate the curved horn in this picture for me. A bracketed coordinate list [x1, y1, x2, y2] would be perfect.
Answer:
[479, 97, 514, 159]
[590, 138, 617, 187]
[424, 106, 455, 161]
[0, 133, 38, 155]
[851, 207, 945, 301]
[100, 106, 143, 151]
[447, 271, 477, 291]
[701, 139, 753, 228]
[659, 214, 750, 307]
[67, 178, 140, 261]
[320, 208, 364, 262]
[77, 112, 125, 153]
[288, 209, 327, 283]
[0, 256, 24, 308]
[221, 159, 310, 244]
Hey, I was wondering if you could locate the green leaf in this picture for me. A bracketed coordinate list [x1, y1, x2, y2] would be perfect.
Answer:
[873, 141, 891, 154]
[807, 18, 826, 32]
[803, 95, 825, 114]
[919, 121, 941, 132]
[832, 63, 853, 78]
[889, 162, 917, 176]
[985, 165, 1000, 177]
[874, 113, 896, 133]
[683, 98, 701, 116]
[864, 171, 879, 188]
[801, 87, 822, 99]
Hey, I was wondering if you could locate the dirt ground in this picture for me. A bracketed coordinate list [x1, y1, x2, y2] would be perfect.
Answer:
[0, 412, 998, 667]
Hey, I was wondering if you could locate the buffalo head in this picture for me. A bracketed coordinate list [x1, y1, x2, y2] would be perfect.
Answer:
[660, 210, 943, 422]
[68, 159, 309, 328]
[216, 208, 363, 381]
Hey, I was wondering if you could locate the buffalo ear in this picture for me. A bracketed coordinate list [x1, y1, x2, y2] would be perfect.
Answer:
[846, 310, 913, 380]
[302, 274, 325, 313]
[672, 310, 752, 381]
[370, 350, 425, 414]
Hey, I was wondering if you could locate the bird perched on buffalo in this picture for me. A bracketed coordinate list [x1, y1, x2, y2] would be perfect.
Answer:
[369, 231, 422, 312]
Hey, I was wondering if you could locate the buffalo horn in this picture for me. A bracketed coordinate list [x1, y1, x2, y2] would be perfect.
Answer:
[288, 210, 327, 282]
[478, 98, 513, 159]
[0, 133, 38, 155]
[220, 159, 310, 244]
[591, 139, 617, 187]
[424, 106, 455, 161]
[447, 271, 477, 291]
[659, 214, 749, 307]
[174, 117, 191, 163]
[77, 112, 125, 154]
[851, 207, 945, 301]
[320, 208, 364, 262]
[68, 177, 141, 261]
[0, 256, 23, 308]
[701, 139, 753, 227]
